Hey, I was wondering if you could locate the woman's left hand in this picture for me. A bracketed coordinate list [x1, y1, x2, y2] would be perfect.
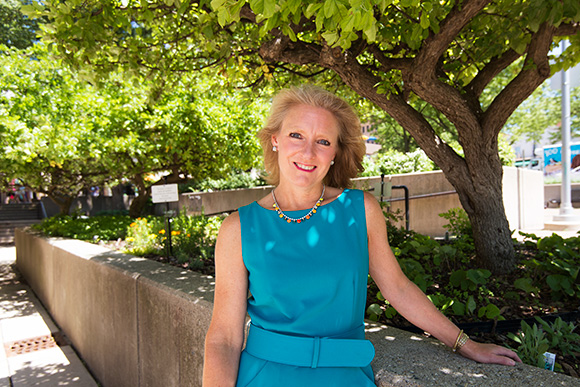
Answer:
[459, 340, 522, 366]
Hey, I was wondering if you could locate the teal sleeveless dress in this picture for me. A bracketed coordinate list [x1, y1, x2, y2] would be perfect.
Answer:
[236, 189, 376, 386]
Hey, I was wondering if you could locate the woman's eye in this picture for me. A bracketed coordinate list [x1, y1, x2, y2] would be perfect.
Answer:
[289, 132, 301, 139]
[318, 139, 331, 146]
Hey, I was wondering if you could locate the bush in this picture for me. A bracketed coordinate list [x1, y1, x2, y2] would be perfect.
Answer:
[360, 149, 437, 177]
[182, 169, 267, 192]
[32, 214, 132, 242]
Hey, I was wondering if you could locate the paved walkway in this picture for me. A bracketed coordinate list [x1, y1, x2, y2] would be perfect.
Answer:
[0, 245, 98, 387]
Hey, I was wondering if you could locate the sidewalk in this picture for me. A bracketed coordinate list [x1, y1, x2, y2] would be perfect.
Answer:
[0, 245, 98, 387]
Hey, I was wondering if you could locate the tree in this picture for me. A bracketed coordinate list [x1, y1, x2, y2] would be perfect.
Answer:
[94, 73, 266, 216]
[0, 0, 41, 49]
[24, 0, 580, 273]
[0, 44, 116, 213]
[504, 82, 580, 145]
[0, 43, 266, 215]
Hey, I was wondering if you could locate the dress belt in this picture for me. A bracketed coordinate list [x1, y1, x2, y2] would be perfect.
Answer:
[244, 323, 375, 369]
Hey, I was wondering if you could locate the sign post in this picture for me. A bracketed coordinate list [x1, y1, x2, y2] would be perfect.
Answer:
[151, 183, 179, 258]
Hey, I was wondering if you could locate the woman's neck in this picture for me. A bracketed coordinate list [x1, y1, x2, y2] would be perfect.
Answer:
[273, 183, 325, 211]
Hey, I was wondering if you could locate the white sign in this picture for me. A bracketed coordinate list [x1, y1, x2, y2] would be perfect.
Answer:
[151, 184, 179, 203]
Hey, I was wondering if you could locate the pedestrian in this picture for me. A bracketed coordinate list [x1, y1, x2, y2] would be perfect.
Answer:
[203, 85, 521, 386]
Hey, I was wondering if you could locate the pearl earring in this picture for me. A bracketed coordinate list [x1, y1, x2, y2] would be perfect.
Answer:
[272, 146, 277, 152]
[330, 160, 335, 166]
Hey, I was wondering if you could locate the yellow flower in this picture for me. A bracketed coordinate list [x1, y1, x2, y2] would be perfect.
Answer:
[159, 229, 166, 234]
[186, 233, 191, 237]
[171, 230, 181, 236]
[130, 222, 137, 227]
[148, 234, 156, 239]
[126, 237, 135, 242]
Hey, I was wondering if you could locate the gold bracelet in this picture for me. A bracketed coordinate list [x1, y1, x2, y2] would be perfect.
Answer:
[452, 330, 469, 352]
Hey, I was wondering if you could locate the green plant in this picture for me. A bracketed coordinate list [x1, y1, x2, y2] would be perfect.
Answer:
[536, 317, 580, 359]
[449, 269, 491, 291]
[518, 232, 580, 301]
[439, 208, 472, 238]
[508, 320, 550, 368]
[32, 214, 133, 241]
[168, 214, 222, 267]
[124, 217, 164, 256]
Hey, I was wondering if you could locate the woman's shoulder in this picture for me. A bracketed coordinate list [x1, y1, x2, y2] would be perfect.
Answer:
[219, 210, 241, 236]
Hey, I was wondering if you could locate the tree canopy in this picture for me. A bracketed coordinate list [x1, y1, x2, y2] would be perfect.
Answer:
[0, 0, 40, 48]
[24, 0, 580, 273]
[0, 43, 266, 215]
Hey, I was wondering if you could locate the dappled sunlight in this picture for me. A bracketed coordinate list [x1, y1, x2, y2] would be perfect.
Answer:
[9, 349, 95, 386]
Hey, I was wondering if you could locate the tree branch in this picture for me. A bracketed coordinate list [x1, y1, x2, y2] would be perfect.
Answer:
[482, 22, 554, 139]
[554, 21, 580, 36]
[467, 48, 521, 97]
[414, 0, 491, 72]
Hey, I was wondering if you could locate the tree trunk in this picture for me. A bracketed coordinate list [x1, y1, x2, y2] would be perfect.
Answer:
[50, 195, 74, 215]
[129, 175, 151, 218]
[446, 163, 516, 273]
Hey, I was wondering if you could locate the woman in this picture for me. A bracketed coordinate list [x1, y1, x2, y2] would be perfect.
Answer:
[203, 85, 521, 386]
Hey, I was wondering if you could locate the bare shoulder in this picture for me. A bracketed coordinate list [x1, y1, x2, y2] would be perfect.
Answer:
[362, 191, 383, 220]
[218, 211, 241, 236]
[215, 211, 242, 263]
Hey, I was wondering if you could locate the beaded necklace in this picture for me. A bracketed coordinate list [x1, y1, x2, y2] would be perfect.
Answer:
[271, 185, 325, 224]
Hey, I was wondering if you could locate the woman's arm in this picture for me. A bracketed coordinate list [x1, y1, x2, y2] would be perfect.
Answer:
[203, 212, 249, 386]
[364, 192, 521, 365]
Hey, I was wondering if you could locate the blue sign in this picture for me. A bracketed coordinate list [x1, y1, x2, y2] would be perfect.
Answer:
[543, 143, 580, 176]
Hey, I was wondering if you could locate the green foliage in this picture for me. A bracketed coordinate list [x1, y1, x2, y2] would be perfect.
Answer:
[440, 208, 472, 237]
[169, 213, 223, 269]
[124, 217, 164, 256]
[183, 169, 267, 192]
[508, 320, 550, 368]
[536, 317, 580, 359]
[518, 232, 580, 301]
[360, 149, 436, 177]
[123, 212, 223, 269]
[509, 317, 580, 371]
[0, 43, 267, 214]
[449, 269, 491, 291]
[32, 214, 133, 242]
[0, 0, 42, 49]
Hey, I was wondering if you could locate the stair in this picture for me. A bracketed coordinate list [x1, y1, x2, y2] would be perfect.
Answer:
[0, 203, 44, 244]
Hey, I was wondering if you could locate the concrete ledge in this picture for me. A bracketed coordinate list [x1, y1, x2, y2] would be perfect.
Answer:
[367, 323, 574, 386]
[15, 229, 577, 387]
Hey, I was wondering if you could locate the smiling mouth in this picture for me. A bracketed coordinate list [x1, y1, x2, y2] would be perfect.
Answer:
[294, 162, 316, 171]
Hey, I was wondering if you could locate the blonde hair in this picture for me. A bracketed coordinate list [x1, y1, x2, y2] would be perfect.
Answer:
[258, 85, 366, 188]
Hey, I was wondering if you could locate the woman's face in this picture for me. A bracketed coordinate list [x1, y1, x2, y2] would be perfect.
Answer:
[272, 104, 339, 189]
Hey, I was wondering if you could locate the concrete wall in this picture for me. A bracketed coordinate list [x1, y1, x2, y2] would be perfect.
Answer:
[176, 168, 544, 238]
[15, 229, 214, 387]
[15, 230, 576, 387]
[544, 183, 580, 208]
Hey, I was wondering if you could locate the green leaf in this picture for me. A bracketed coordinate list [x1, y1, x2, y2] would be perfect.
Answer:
[420, 13, 430, 29]
[305, 3, 322, 18]
[367, 303, 382, 316]
[324, 0, 338, 18]
[452, 301, 465, 316]
[249, 0, 265, 15]
[322, 31, 339, 46]
[263, 0, 277, 18]
[514, 278, 539, 293]
[210, 0, 227, 11]
[466, 296, 476, 314]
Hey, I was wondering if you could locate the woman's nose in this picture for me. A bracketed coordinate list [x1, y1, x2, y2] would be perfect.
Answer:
[302, 141, 315, 159]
